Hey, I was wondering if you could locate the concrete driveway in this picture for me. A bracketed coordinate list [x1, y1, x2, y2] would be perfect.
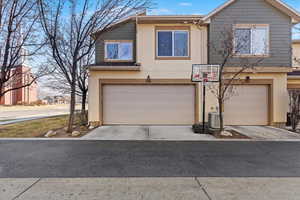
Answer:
[83, 125, 300, 140]
[229, 126, 300, 140]
[83, 126, 216, 140]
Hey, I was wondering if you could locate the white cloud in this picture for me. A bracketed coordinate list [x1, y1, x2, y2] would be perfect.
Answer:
[149, 8, 173, 15]
[179, 2, 192, 6]
[192, 12, 204, 15]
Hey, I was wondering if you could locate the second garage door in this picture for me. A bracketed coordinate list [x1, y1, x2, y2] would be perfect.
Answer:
[102, 85, 195, 125]
[224, 85, 269, 126]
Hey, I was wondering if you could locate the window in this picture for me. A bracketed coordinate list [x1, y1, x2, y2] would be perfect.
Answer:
[105, 41, 133, 61]
[156, 30, 189, 58]
[234, 25, 269, 56]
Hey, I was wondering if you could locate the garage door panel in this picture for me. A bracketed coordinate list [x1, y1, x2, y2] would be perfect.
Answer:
[224, 85, 268, 126]
[103, 85, 195, 125]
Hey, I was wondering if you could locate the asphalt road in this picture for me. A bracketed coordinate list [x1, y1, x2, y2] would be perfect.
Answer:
[0, 140, 300, 178]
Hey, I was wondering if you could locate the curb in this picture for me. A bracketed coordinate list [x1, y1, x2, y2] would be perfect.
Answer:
[0, 138, 300, 142]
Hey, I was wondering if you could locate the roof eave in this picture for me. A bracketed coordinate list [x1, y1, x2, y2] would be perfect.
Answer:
[265, 0, 300, 23]
[203, 0, 300, 24]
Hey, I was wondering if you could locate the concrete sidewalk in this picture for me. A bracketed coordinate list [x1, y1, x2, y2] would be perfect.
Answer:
[2, 177, 300, 200]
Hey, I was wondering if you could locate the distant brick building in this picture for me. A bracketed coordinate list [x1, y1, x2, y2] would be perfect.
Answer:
[0, 65, 38, 105]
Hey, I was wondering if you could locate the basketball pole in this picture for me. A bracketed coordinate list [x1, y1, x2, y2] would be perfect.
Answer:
[202, 81, 206, 133]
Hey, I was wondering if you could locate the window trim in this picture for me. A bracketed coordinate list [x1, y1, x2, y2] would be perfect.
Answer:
[233, 24, 270, 57]
[155, 26, 191, 60]
[104, 40, 134, 62]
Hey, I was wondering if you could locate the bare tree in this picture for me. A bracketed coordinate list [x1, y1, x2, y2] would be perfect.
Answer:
[38, 0, 151, 132]
[45, 48, 92, 125]
[76, 48, 93, 124]
[207, 25, 264, 132]
[288, 89, 300, 132]
[0, 0, 45, 98]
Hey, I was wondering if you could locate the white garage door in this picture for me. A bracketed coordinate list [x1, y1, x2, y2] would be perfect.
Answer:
[103, 85, 195, 125]
[224, 85, 269, 125]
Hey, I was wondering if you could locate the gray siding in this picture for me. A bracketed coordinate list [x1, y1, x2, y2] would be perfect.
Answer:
[209, 0, 292, 67]
[95, 21, 136, 64]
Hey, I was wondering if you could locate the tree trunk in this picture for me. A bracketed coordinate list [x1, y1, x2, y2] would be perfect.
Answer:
[80, 91, 87, 125]
[0, 83, 3, 98]
[218, 77, 224, 133]
[218, 97, 224, 133]
[67, 83, 76, 132]
[67, 63, 77, 133]
[292, 112, 297, 132]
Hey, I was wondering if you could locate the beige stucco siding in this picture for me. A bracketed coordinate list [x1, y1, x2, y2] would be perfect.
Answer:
[136, 24, 208, 76]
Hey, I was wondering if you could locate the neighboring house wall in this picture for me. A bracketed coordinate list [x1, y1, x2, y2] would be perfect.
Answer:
[94, 21, 136, 64]
[209, 0, 292, 67]
[293, 42, 300, 68]
[287, 41, 300, 89]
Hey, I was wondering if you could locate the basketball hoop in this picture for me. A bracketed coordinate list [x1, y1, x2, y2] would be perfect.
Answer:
[191, 64, 220, 134]
[191, 64, 220, 83]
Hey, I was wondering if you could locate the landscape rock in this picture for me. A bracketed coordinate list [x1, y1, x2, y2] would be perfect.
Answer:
[88, 125, 95, 130]
[220, 130, 233, 137]
[71, 131, 81, 137]
[44, 130, 57, 137]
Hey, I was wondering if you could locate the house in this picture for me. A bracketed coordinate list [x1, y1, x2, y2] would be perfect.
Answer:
[292, 40, 300, 69]
[43, 96, 54, 104]
[53, 96, 70, 104]
[287, 40, 300, 90]
[0, 65, 38, 105]
[88, 0, 300, 127]
[42, 95, 70, 104]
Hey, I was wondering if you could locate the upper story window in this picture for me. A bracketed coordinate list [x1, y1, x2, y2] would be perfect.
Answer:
[104, 40, 133, 61]
[156, 27, 190, 59]
[234, 24, 269, 56]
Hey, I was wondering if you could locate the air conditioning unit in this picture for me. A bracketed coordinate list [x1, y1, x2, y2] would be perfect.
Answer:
[208, 112, 220, 129]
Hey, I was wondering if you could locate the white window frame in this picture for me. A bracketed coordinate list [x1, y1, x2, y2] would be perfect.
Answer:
[233, 24, 269, 56]
[104, 40, 133, 61]
[156, 30, 189, 58]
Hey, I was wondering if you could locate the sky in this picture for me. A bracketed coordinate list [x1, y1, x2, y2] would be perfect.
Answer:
[148, 0, 300, 15]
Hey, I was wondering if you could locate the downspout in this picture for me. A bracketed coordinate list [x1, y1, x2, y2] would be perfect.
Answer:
[207, 24, 210, 65]
[135, 13, 138, 65]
